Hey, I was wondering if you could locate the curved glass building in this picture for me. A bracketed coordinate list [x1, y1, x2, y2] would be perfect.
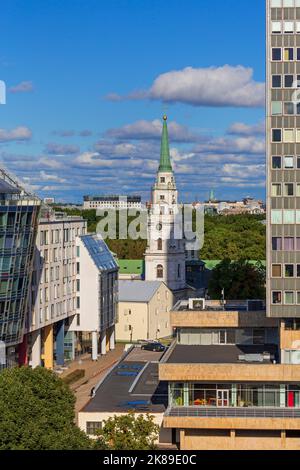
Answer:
[0, 170, 40, 364]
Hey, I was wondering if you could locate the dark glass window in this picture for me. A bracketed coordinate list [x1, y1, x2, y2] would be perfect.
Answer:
[272, 156, 281, 169]
[272, 48, 282, 61]
[285, 264, 294, 277]
[272, 75, 281, 88]
[272, 237, 282, 251]
[272, 129, 281, 142]
[297, 48, 300, 61]
[285, 75, 294, 88]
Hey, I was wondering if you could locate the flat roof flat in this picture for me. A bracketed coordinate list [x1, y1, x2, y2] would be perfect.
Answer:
[165, 344, 279, 365]
[82, 351, 168, 414]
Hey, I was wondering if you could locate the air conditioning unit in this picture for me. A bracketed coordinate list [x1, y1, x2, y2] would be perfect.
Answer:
[188, 298, 205, 311]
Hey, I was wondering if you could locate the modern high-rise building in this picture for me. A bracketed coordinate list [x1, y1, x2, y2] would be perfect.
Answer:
[0, 169, 40, 366]
[267, 0, 300, 363]
[145, 116, 186, 293]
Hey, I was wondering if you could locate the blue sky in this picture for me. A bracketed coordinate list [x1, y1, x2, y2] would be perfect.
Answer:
[0, 0, 265, 203]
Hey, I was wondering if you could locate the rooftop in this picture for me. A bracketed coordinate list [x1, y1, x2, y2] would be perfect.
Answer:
[118, 280, 163, 302]
[164, 344, 279, 365]
[118, 259, 145, 275]
[82, 347, 167, 413]
[173, 299, 266, 313]
[81, 234, 119, 272]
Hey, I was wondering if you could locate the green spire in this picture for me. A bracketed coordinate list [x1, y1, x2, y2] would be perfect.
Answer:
[158, 115, 173, 172]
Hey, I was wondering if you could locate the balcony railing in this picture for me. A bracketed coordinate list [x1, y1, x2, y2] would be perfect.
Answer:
[165, 406, 300, 419]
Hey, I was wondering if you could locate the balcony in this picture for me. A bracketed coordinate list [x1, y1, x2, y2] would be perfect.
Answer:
[165, 406, 300, 419]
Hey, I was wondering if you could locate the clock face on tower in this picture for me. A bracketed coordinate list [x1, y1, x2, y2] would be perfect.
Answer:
[156, 223, 162, 231]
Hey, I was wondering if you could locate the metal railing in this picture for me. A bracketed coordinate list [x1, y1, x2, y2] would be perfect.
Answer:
[165, 406, 300, 419]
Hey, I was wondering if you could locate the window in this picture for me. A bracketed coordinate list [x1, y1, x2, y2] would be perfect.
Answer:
[297, 22, 300, 33]
[86, 422, 102, 436]
[284, 156, 294, 169]
[160, 195, 165, 200]
[285, 291, 295, 305]
[272, 75, 281, 88]
[272, 184, 281, 197]
[160, 177, 165, 183]
[284, 237, 294, 251]
[157, 264, 163, 279]
[271, 0, 281, 6]
[298, 48, 300, 61]
[284, 102, 294, 115]
[272, 264, 282, 277]
[178, 264, 181, 279]
[297, 157, 300, 169]
[272, 48, 282, 61]
[283, 129, 294, 142]
[76, 296, 80, 309]
[283, 210, 295, 224]
[285, 264, 294, 278]
[272, 156, 281, 169]
[157, 238, 162, 251]
[284, 22, 294, 33]
[285, 75, 294, 88]
[296, 129, 300, 143]
[297, 184, 300, 197]
[272, 129, 281, 142]
[272, 22, 282, 33]
[284, 48, 294, 61]
[272, 101, 282, 115]
[271, 210, 282, 224]
[76, 314, 80, 326]
[272, 292, 282, 304]
[272, 237, 282, 251]
[284, 183, 294, 196]
[283, 0, 294, 6]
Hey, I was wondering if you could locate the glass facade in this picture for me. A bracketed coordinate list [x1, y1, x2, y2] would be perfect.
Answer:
[169, 383, 300, 408]
[0, 179, 40, 347]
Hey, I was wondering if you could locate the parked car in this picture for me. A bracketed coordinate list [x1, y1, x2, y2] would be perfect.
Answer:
[141, 342, 166, 352]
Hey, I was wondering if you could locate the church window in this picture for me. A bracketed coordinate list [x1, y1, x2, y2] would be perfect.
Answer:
[160, 177, 165, 183]
[157, 265, 163, 279]
[160, 195, 165, 200]
[157, 238, 162, 251]
[177, 264, 181, 279]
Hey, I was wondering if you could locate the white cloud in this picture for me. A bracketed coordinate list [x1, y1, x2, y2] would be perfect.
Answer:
[228, 121, 265, 136]
[108, 65, 265, 108]
[105, 119, 199, 143]
[0, 127, 32, 142]
[45, 143, 80, 155]
[40, 171, 66, 183]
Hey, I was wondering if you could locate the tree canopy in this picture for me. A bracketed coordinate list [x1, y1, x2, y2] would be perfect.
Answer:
[0, 366, 92, 450]
[208, 259, 266, 300]
[56, 209, 266, 261]
[95, 411, 159, 450]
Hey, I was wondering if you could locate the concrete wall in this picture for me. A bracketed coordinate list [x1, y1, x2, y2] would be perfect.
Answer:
[159, 363, 300, 382]
[170, 310, 279, 329]
[179, 429, 300, 451]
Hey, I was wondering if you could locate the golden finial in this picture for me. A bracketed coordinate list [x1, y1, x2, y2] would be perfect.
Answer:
[163, 114, 167, 121]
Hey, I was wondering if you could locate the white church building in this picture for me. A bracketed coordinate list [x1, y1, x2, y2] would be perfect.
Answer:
[144, 115, 187, 296]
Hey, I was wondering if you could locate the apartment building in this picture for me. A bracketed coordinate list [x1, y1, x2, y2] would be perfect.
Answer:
[68, 234, 118, 360]
[158, 299, 300, 450]
[83, 195, 142, 210]
[23, 211, 87, 368]
[267, 0, 300, 363]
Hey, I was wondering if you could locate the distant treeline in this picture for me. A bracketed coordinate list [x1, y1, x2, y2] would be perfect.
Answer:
[55, 208, 266, 261]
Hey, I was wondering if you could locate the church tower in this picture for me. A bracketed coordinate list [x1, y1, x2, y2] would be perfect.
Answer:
[145, 116, 186, 292]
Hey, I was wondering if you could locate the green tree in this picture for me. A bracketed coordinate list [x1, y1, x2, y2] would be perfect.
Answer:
[0, 366, 92, 450]
[95, 411, 159, 450]
[208, 259, 266, 300]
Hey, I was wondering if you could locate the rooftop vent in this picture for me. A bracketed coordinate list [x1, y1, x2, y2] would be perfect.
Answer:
[188, 298, 205, 311]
